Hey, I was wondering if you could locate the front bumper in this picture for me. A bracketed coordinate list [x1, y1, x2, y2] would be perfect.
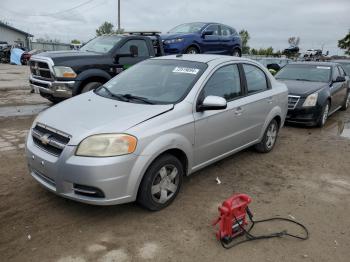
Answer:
[163, 42, 186, 55]
[25, 131, 140, 205]
[286, 105, 322, 125]
[29, 75, 74, 98]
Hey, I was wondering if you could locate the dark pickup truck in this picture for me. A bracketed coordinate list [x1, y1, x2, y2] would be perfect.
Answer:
[29, 32, 164, 103]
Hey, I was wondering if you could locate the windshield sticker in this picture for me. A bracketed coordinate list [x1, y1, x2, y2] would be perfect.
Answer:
[173, 67, 200, 75]
[317, 66, 331, 70]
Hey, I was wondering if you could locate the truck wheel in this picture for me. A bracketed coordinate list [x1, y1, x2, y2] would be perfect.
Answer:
[185, 46, 199, 54]
[340, 92, 350, 111]
[81, 82, 103, 93]
[255, 119, 279, 153]
[232, 48, 241, 57]
[137, 154, 183, 211]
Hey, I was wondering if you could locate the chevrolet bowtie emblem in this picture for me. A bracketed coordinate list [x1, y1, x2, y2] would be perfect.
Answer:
[40, 133, 51, 145]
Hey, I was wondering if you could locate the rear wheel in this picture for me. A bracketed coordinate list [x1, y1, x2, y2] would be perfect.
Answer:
[81, 82, 103, 93]
[185, 46, 199, 54]
[232, 48, 241, 57]
[137, 154, 183, 211]
[316, 101, 330, 127]
[255, 119, 279, 153]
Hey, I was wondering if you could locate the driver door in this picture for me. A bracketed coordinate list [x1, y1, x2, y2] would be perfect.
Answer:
[201, 24, 222, 54]
[193, 64, 246, 167]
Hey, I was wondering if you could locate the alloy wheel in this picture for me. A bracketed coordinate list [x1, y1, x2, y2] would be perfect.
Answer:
[151, 165, 179, 204]
[266, 122, 277, 149]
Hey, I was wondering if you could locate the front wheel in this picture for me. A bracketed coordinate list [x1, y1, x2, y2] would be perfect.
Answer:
[81, 82, 103, 93]
[137, 154, 183, 211]
[255, 119, 279, 153]
[185, 46, 199, 54]
[316, 101, 330, 127]
[340, 92, 350, 111]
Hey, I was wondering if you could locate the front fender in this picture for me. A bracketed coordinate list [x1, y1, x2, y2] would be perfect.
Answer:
[126, 133, 194, 200]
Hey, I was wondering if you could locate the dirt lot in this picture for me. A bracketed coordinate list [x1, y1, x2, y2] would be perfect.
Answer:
[0, 64, 350, 262]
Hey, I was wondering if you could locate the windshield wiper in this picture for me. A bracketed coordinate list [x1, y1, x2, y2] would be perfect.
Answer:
[96, 86, 129, 101]
[295, 78, 313, 82]
[119, 94, 154, 104]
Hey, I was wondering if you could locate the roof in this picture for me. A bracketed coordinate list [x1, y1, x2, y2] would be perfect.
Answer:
[332, 59, 350, 64]
[153, 54, 250, 64]
[0, 22, 33, 37]
[289, 61, 338, 67]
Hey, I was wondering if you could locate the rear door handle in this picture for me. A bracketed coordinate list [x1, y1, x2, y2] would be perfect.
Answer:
[234, 107, 244, 115]
[267, 96, 273, 104]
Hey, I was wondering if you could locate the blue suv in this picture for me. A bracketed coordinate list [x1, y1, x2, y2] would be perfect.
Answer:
[161, 22, 242, 56]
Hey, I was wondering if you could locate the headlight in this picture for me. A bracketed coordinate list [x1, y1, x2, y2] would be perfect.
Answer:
[76, 134, 137, 157]
[164, 38, 184, 44]
[303, 92, 318, 107]
[53, 66, 77, 78]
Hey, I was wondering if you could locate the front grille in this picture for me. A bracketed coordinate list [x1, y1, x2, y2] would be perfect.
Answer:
[288, 95, 300, 110]
[30, 60, 53, 80]
[32, 123, 71, 156]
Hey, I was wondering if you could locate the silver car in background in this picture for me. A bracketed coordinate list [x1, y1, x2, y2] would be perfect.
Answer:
[25, 54, 288, 210]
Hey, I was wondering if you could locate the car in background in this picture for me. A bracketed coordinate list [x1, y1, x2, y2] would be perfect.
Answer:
[26, 55, 287, 210]
[21, 49, 44, 65]
[253, 57, 292, 73]
[332, 60, 350, 76]
[161, 22, 242, 56]
[275, 62, 350, 127]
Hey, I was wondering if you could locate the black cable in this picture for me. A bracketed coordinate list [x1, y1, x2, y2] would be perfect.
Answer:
[220, 207, 309, 249]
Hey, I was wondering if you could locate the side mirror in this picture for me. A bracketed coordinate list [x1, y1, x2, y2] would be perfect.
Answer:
[202, 30, 214, 37]
[197, 96, 227, 111]
[114, 45, 139, 63]
[334, 76, 345, 83]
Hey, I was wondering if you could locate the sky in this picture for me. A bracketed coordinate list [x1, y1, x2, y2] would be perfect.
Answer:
[1, 0, 349, 55]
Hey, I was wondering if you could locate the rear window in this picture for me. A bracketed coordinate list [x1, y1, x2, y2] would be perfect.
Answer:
[275, 64, 331, 82]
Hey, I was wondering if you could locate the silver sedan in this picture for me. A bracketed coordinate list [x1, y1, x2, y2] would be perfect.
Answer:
[25, 54, 288, 210]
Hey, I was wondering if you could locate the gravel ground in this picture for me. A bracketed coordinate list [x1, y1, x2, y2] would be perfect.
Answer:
[0, 64, 350, 261]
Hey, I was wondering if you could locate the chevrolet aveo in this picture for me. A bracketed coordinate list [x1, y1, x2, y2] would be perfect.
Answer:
[26, 55, 288, 210]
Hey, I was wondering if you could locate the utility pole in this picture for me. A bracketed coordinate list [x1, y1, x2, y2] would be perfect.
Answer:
[117, 0, 121, 32]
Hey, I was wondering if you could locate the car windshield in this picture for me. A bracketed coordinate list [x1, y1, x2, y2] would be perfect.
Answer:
[275, 64, 331, 82]
[80, 35, 122, 53]
[96, 59, 207, 104]
[168, 23, 206, 34]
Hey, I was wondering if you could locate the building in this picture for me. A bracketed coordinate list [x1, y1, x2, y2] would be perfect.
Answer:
[0, 22, 33, 49]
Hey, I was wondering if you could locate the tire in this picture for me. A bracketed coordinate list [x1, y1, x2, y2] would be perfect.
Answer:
[137, 154, 184, 211]
[255, 119, 279, 153]
[232, 48, 241, 57]
[185, 46, 199, 54]
[340, 91, 350, 111]
[316, 101, 330, 127]
[81, 82, 103, 93]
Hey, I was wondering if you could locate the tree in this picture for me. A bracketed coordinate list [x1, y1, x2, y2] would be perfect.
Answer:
[71, 39, 81, 44]
[239, 29, 250, 54]
[338, 30, 350, 55]
[250, 48, 258, 55]
[96, 22, 115, 36]
[288, 36, 300, 47]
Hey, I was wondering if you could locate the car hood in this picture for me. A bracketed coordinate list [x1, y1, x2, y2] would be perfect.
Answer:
[35, 92, 174, 145]
[161, 33, 196, 40]
[32, 50, 105, 66]
[277, 79, 328, 96]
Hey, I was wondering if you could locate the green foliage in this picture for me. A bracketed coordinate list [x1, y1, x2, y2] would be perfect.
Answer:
[239, 29, 250, 54]
[338, 30, 350, 55]
[96, 22, 115, 36]
[71, 39, 81, 44]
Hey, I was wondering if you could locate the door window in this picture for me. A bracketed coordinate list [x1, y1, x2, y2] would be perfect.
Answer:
[332, 66, 341, 80]
[243, 64, 268, 94]
[221, 26, 233, 36]
[204, 25, 220, 36]
[202, 64, 242, 101]
[337, 66, 346, 77]
[119, 39, 150, 57]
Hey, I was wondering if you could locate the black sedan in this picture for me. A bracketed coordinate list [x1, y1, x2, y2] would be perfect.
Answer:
[275, 62, 350, 127]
